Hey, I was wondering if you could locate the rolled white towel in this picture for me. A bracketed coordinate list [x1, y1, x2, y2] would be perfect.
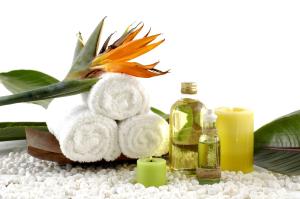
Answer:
[46, 95, 121, 162]
[84, 73, 149, 120]
[119, 114, 169, 159]
[46, 94, 85, 134]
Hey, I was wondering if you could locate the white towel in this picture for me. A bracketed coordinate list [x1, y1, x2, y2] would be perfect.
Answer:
[46, 95, 121, 162]
[118, 114, 169, 159]
[84, 73, 149, 120]
[46, 95, 85, 135]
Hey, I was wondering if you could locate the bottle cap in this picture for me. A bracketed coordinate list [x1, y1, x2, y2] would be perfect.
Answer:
[181, 82, 197, 94]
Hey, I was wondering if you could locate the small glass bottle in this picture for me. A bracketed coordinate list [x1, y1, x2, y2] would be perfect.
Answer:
[197, 109, 221, 184]
[169, 82, 205, 172]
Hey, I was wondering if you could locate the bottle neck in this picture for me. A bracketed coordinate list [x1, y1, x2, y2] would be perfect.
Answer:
[203, 119, 217, 134]
[202, 127, 218, 135]
[181, 92, 198, 99]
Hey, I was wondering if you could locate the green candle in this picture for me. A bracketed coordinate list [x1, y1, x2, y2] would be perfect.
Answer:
[136, 157, 167, 187]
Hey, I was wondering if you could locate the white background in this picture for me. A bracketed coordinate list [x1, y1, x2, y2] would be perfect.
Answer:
[1, 0, 300, 129]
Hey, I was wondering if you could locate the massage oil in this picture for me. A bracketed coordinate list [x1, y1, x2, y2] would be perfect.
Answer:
[169, 82, 205, 172]
[197, 109, 221, 184]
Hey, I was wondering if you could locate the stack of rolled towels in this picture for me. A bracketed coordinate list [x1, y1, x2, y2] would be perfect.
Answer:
[46, 73, 169, 162]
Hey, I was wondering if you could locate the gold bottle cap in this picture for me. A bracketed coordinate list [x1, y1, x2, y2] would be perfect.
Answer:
[181, 82, 197, 94]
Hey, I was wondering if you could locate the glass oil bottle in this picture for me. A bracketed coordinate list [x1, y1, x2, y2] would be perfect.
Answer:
[169, 82, 205, 173]
[197, 109, 221, 184]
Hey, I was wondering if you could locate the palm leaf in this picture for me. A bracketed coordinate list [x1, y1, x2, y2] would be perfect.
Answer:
[0, 78, 98, 107]
[0, 122, 47, 141]
[254, 110, 300, 175]
[0, 70, 59, 108]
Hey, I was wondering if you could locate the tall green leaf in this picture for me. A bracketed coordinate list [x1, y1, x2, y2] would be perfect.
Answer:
[66, 18, 106, 79]
[0, 78, 98, 107]
[0, 122, 47, 141]
[254, 110, 300, 175]
[0, 70, 59, 108]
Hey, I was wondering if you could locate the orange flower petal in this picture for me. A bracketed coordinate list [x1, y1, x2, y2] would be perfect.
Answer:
[111, 39, 164, 63]
[92, 34, 161, 65]
[108, 23, 142, 49]
[123, 24, 144, 44]
[92, 39, 164, 66]
[92, 61, 168, 78]
[142, 61, 160, 69]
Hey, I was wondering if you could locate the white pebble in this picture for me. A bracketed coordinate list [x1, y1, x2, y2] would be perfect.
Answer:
[0, 149, 299, 199]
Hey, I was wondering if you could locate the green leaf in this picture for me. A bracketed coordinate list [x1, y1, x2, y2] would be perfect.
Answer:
[151, 107, 169, 122]
[254, 110, 300, 175]
[0, 122, 47, 141]
[174, 105, 194, 143]
[0, 78, 98, 107]
[0, 70, 59, 108]
[66, 17, 106, 79]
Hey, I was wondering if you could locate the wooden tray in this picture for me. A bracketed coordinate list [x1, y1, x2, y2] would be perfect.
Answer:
[25, 128, 136, 165]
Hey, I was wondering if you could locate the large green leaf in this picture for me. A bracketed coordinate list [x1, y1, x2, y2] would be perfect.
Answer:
[254, 110, 300, 175]
[0, 70, 59, 108]
[65, 18, 106, 80]
[0, 122, 47, 141]
[0, 78, 98, 107]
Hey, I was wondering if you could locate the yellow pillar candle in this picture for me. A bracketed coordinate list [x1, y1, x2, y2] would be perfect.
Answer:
[136, 158, 167, 187]
[215, 107, 254, 173]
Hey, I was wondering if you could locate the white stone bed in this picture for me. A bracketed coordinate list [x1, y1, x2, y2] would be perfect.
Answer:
[0, 144, 300, 199]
